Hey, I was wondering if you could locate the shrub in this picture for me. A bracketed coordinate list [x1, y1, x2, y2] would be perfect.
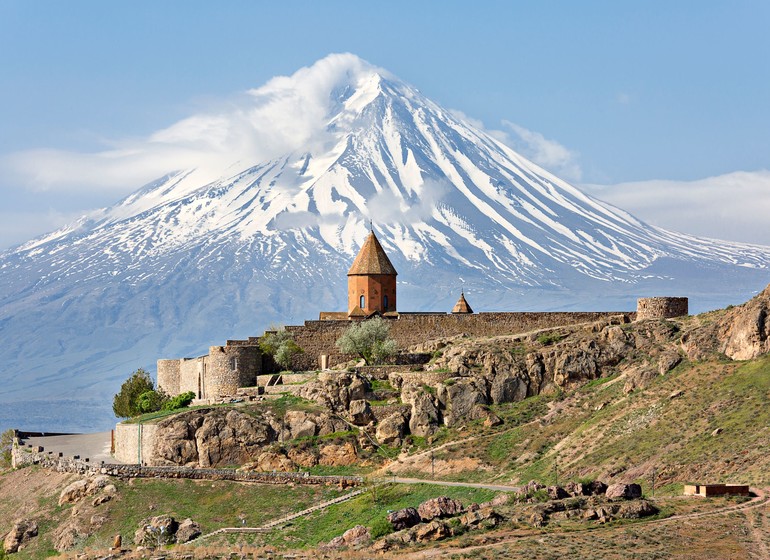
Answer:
[336, 317, 397, 365]
[370, 517, 393, 539]
[537, 333, 563, 346]
[136, 389, 168, 413]
[163, 391, 196, 411]
[113, 368, 155, 418]
[260, 328, 304, 370]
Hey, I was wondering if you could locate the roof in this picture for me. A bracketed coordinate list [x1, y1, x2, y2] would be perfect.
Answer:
[451, 292, 474, 314]
[347, 231, 398, 276]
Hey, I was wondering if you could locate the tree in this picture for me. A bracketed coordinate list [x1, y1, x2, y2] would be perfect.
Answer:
[259, 328, 304, 371]
[112, 368, 155, 418]
[336, 316, 397, 365]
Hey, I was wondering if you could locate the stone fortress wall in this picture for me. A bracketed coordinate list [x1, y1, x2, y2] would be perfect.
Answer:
[158, 344, 262, 399]
[636, 297, 689, 320]
[158, 297, 688, 398]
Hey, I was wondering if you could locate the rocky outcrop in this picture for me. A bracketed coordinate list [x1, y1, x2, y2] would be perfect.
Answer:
[58, 475, 113, 506]
[348, 399, 375, 426]
[417, 496, 464, 521]
[718, 285, 770, 360]
[414, 520, 452, 542]
[387, 507, 421, 531]
[324, 524, 371, 549]
[402, 384, 440, 437]
[175, 518, 202, 544]
[606, 483, 642, 501]
[3, 519, 38, 553]
[153, 408, 275, 467]
[298, 372, 370, 412]
[134, 515, 179, 547]
[376, 412, 408, 445]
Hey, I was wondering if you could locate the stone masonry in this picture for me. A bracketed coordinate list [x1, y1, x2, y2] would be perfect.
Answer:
[636, 297, 689, 320]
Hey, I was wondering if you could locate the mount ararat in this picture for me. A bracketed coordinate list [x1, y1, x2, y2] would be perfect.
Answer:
[1, 54, 768, 432]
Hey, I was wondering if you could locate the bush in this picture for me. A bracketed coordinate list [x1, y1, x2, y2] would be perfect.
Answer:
[163, 391, 196, 411]
[336, 317, 397, 365]
[113, 369, 155, 418]
[136, 389, 168, 413]
[370, 517, 393, 539]
[537, 332, 563, 346]
[260, 328, 304, 370]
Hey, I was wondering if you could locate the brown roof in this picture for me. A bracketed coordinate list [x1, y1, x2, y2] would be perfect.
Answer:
[451, 292, 474, 314]
[347, 231, 398, 276]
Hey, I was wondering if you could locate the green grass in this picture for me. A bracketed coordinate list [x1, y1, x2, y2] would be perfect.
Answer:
[253, 483, 498, 549]
[79, 478, 346, 550]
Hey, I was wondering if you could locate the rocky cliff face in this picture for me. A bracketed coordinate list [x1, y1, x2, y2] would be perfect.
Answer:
[147, 285, 770, 467]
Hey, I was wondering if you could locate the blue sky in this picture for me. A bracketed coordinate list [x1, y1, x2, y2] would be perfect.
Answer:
[1, 0, 769, 248]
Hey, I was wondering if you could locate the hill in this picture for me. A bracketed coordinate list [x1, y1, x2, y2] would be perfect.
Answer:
[2, 286, 769, 558]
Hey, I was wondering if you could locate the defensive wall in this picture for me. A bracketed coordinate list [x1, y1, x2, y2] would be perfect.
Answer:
[636, 297, 689, 320]
[286, 311, 636, 370]
[158, 344, 262, 399]
[12, 439, 362, 486]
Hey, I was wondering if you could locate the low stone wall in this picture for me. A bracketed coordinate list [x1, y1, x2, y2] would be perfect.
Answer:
[12, 443, 362, 486]
[637, 297, 689, 320]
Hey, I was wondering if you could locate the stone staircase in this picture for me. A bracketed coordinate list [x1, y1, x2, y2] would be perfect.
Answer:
[198, 489, 365, 539]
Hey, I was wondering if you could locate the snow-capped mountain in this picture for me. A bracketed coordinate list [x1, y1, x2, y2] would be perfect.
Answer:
[1, 53, 768, 432]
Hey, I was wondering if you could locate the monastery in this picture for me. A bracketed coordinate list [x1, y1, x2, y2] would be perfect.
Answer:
[158, 230, 687, 400]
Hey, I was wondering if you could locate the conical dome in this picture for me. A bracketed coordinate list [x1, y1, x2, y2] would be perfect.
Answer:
[347, 231, 398, 276]
[451, 292, 473, 314]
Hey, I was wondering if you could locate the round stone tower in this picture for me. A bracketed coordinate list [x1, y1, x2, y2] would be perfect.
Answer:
[636, 297, 689, 320]
[347, 230, 397, 316]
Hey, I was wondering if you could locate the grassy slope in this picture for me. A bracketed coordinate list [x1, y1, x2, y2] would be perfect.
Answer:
[390, 353, 770, 491]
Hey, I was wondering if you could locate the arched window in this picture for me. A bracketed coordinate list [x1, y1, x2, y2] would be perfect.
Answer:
[360, 295, 365, 309]
[383, 295, 389, 310]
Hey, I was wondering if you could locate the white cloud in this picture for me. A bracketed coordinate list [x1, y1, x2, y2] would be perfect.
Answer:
[582, 170, 770, 244]
[500, 121, 582, 181]
[0, 53, 382, 194]
[448, 112, 583, 182]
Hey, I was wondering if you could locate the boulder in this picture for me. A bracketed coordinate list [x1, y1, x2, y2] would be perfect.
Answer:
[376, 412, 408, 445]
[564, 481, 587, 496]
[284, 411, 317, 439]
[58, 475, 111, 506]
[254, 451, 295, 472]
[52, 522, 79, 552]
[175, 518, 201, 543]
[3, 519, 38, 553]
[134, 515, 178, 547]
[402, 385, 439, 437]
[658, 351, 682, 374]
[437, 378, 489, 427]
[387, 507, 421, 531]
[324, 524, 371, 549]
[414, 520, 451, 542]
[587, 480, 608, 496]
[605, 483, 642, 501]
[318, 441, 358, 466]
[287, 446, 318, 467]
[459, 506, 501, 527]
[417, 496, 464, 521]
[547, 486, 569, 500]
[616, 500, 658, 519]
[489, 371, 528, 404]
[348, 399, 375, 426]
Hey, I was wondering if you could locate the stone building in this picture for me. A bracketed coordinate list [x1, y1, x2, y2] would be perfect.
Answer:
[347, 230, 398, 317]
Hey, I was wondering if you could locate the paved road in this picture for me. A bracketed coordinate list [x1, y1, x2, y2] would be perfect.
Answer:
[23, 431, 119, 464]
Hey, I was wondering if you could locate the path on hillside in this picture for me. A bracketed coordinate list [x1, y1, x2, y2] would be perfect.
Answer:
[388, 476, 521, 493]
[197, 489, 365, 540]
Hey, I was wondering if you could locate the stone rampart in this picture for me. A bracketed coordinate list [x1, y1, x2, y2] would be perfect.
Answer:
[113, 422, 159, 465]
[12, 441, 361, 486]
[636, 297, 689, 320]
[287, 311, 633, 370]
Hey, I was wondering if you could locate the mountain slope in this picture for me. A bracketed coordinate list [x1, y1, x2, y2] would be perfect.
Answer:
[1, 53, 768, 432]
